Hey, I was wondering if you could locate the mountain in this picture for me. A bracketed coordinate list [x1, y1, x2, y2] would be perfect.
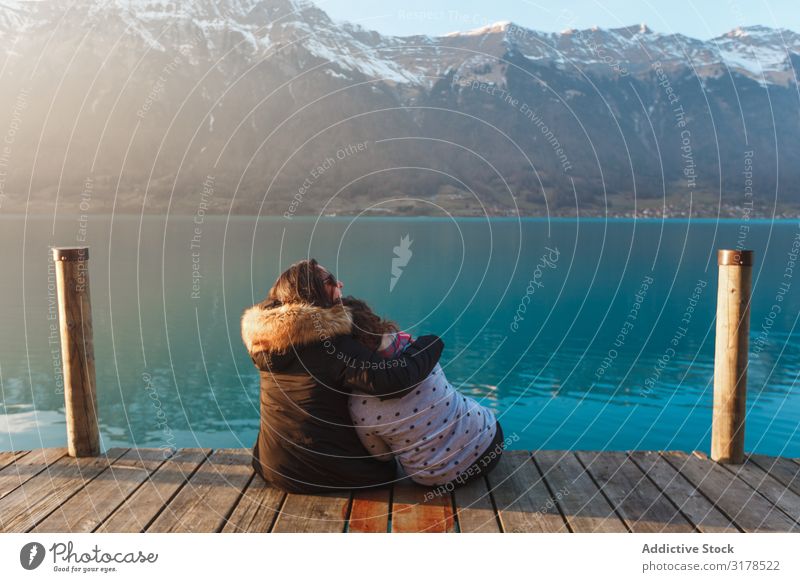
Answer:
[0, 0, 798, 217]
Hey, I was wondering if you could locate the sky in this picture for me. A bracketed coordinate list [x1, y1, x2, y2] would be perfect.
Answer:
[315, 0, 800, 39]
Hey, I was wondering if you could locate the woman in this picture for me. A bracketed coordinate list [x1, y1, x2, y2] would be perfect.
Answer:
[343, 298, 504, 489]
[241, 258, 443, 493]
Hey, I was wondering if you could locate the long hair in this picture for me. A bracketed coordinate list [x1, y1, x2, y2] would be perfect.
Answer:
[341, 296, 398, 351]
[265, 258, 333, 308]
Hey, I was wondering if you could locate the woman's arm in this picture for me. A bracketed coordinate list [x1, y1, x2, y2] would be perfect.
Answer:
[336, 334, 444, 399]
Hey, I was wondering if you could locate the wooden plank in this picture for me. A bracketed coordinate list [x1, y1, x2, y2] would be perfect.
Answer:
[629, 451, 737, 533]
[749, 455, 800, 497]
[33, 448, 170, 532]
[717, 457, 800, 524]
[0, 448, 128, 532]
[534, 450, 627, 533]
[391, 481, 456, 533]
[0, 451, 30, 471]
[146, 449, 253, 533]
[576, 451, 693, 533]
[348, 487, 390, 533]
[12, 447, 793, 535]
[486, 451, 567, 533]
[0, 448, 68, 500]
[272, 491, 352, 533]
[221, 475, 285, 533]
[97, 448, 209, 532]
[661, 451, 799, 532]
[452, 476, 501, 532]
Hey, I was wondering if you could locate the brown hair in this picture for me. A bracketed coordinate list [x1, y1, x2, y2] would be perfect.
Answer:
[265, 258, 334, 308]
[341, 296, 398, 351]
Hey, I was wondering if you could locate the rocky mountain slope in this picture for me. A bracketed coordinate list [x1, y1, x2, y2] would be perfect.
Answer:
[0, 0, 798, 217]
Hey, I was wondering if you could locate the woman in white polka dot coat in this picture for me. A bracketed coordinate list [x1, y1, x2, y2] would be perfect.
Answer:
[344, 298, 505, 488]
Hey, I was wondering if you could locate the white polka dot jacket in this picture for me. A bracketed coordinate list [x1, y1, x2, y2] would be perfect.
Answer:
[349, 332, 499, 486]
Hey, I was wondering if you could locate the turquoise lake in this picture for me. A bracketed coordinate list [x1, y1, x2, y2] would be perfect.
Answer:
[1, 216, 798, 456]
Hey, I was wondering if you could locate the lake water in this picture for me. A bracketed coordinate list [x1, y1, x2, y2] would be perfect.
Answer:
[1, 215, 798, 457]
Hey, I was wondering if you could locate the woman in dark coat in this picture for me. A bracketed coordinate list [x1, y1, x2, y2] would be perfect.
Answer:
[241, 258, 443, 493]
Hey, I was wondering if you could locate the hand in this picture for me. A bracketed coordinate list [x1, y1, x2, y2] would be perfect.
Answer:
[409, 335, 444, 360]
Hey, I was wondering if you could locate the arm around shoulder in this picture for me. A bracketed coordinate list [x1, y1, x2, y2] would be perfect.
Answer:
[338, 334, 444, 399]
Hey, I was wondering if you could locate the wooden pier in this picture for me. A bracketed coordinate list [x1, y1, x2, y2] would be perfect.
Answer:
[1, 448, 798, 533]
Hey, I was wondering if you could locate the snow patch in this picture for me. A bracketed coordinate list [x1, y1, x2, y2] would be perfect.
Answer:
[444, 21, 511, 37]
[324, 68, 349, 79]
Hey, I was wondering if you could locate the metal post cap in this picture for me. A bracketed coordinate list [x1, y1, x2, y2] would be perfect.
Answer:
[52, 247, 89, 261]
[717, 249, 753, 266]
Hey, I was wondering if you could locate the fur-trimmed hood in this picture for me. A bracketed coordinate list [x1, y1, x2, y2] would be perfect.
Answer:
[241, 302, 353, 356]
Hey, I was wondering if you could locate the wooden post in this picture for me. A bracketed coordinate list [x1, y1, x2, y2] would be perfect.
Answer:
[711, 249, 753, 464]
[52, 246, 100, 457]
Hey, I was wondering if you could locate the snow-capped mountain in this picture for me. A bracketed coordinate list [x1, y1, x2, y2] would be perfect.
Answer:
[0, 0, 798, 216]
[429, 20, 800, 84]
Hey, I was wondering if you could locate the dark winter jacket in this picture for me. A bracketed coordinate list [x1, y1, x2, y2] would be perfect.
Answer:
[241, 300, 444, 493]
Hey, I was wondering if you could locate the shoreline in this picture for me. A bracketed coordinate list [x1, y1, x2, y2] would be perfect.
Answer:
[3, 214, 799, 223]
